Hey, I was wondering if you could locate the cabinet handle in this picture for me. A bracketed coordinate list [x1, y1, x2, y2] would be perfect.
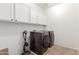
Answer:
[11, 19, 14, 21]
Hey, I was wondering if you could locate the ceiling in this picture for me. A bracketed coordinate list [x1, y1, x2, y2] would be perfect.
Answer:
[36, 3, 60, 9]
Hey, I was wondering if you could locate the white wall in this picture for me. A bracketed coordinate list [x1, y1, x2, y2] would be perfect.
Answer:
[46, 4, 79, 50]
[0, 21, 45, 55]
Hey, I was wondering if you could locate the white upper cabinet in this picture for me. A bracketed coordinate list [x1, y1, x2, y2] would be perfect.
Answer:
[38, 9, 47, 25]
[0, 3, 47, 25]
[29, 4, 38, 24]
[42, 13, 47, 25]
[30, 8, 38, 24]
[38, 10, 42, 24]
[29, 3, 47, 25]
[0, 3, 12, 21]
[15, 3, 30, 23]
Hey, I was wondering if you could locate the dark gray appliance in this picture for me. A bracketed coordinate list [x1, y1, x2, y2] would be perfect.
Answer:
[30, 31, 54, 55]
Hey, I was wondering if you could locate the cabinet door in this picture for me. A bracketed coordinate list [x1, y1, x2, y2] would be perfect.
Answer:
[38, 10, 47, 25]
[0, 3, 12, 21]
[38, 11, 42, 24]
[15, 3, 30, 23]
[42, 13, 47, 25]
[30, 8, 38, 24]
